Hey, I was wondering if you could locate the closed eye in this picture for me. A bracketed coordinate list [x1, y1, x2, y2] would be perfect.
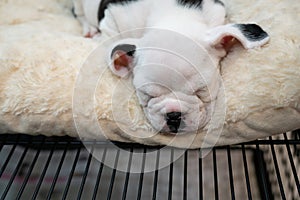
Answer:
[194, 87, 213, 103]
[194, 88, 206, 97]
[137, 91, 155, 106]
[140, 89, 159, 99]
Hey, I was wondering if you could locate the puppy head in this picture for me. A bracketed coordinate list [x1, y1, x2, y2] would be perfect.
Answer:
[108, 24, 269, 134]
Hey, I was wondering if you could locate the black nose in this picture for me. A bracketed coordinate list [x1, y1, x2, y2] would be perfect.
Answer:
[166, 112, 182, 133]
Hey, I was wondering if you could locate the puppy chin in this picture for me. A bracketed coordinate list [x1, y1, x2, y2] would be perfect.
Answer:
[160, 125, 199, 135]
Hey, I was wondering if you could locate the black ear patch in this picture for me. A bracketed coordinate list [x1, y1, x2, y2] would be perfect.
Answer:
[235, 24, 269, 41]
[111, 44, 136, 58]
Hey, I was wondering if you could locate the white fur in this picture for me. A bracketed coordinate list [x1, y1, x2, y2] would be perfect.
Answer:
[100, 0, 269, 134]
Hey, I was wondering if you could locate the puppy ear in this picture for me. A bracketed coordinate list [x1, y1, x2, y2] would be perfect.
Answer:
[108, 38, 138, 78]
[206, 23, 270, 53]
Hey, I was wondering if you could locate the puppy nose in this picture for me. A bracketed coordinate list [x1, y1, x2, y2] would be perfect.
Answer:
[166, 112, 182, 133]
[167, 112, 181, 120]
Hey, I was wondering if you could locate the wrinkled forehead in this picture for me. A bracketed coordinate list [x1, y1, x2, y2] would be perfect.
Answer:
[133, 60, 211, 95]
[133, 48, 218, 93]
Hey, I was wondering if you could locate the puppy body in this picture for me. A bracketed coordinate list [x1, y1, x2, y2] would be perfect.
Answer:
[74, 0, 270, 134]
[72, 0, 101, 37]
[73, 0, 226, 39]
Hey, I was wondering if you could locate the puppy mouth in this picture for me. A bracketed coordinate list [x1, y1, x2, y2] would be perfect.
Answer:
[160, 121, 187, 134]
[144, 108, 208, 134]
[143, 96, 209, 134]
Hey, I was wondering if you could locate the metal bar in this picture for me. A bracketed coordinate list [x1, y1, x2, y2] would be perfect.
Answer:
[77, 145, 94, 200]
[0, 134, 8, 152]
[31, 143, 56, 200]
[137, 148, 147, 200]
[168, 149, 174, 200]
[198, 149, 203, 200]
[0, 135, 20, 179]
[296, 130, 300, 138]
[92, 148, 107, 200]
[106, 149, 120, 200]
[283, 133, 300, 196]
[213, 149, 219, 200]
[227, 146, 235, 200]
[16, 139, 45, 199]
[183, 151, 188, 200]
[0, 143, 18, 178]
[152, 149, 160, 200]
[255, 144, 271, 200]
[61, 147, 81, 200]
[3, 138, 300, 146]
[0, 132, 300, 200]
[269, 137, 286, 199]
[241, 144, 252, 200]
[239, 139, 300, 145]
[121, 147, 133, 200]
[293, 131, 299, 154]
[46, 142, 70, 200]
[0, 145, 29, 200]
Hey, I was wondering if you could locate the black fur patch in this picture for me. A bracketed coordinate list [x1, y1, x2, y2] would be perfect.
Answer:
[111, 44, 136, 58]
[98, 0, 139, 22]
[177, 0, 203, 9]
[177, 0, 224, 8]
[214, 0, 224, 6]
[71, 7, 77, 18]
[235, 24, 269, 41]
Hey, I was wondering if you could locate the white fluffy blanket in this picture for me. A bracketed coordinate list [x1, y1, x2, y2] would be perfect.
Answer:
[0, 0, 299, 148]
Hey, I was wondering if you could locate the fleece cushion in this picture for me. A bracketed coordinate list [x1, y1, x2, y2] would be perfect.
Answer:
[0, 0, 299, 148]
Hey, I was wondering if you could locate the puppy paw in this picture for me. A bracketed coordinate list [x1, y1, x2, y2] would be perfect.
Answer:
[83, 26, 100, 38]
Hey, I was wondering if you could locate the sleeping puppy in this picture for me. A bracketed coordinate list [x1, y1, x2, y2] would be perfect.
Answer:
[73, 0, 270, 134]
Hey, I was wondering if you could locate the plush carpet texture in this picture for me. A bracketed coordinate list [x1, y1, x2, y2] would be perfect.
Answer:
[0, 0, 299, 148]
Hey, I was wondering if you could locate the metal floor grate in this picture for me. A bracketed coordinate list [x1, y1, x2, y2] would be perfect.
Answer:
[0, 131, 299, 200]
